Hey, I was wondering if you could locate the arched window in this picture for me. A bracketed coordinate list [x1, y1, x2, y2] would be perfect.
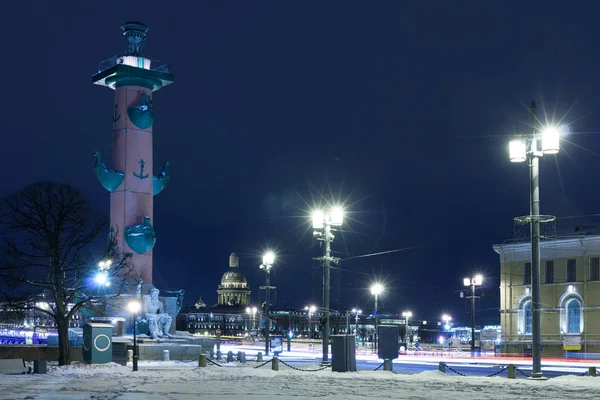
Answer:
[524, 301, 532, 335]
[567, 299, 581, 334]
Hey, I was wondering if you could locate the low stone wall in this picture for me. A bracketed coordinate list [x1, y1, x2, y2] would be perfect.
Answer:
[133, 344, 205, 361]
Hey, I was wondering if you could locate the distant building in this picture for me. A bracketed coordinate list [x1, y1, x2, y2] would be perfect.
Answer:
[494, 234, 600, 355]
[216, 253, 251, 307]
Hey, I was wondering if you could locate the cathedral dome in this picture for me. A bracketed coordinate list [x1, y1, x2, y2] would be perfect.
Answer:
[221, 269, 247, 284]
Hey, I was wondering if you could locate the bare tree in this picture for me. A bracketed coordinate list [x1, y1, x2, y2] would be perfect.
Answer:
[0, 182, 135, 365]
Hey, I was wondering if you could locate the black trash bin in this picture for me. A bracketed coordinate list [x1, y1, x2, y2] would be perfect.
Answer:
[331, 335, 356, 372]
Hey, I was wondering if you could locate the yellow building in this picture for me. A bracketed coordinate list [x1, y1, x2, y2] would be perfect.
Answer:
[494, 236, 600, 355]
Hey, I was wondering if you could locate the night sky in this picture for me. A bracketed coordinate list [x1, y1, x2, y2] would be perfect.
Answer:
[2, 1, 600, 326]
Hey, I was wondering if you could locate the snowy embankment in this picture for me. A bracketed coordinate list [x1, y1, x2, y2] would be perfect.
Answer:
[0, 361, 598, 400]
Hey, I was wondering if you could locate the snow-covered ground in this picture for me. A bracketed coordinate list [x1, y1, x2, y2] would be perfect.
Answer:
[0, 360, 598, 399]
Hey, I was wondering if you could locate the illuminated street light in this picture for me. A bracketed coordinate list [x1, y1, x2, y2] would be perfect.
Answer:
[260, 251, 275, 355]
[305, 305, 317, 339]
[464, 275, 483, 357]
[370, 283, 384, 353]
[311, 206, 345, 365]
[507, 101, 562, 380]
[402, 311, 412, 343]
[246, 306, 258, 332]
[127, 301, 141, 372]
[351, 308, 362, 336]
[94, 271, 110, 287]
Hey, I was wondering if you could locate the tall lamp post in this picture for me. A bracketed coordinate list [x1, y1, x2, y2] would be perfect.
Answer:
[312, 206, 344, 365]
[463, 275, 483, 356]
[351, 308, 362, 336]
[305, 305, 317, 339]
[402, 311, 412, 343]
[127, 300, 141, 372]
[246, 306, 257, 333]
[370, 283, 384, 352]
[508, 101, 561, 379]
[260, 251, 275, 356]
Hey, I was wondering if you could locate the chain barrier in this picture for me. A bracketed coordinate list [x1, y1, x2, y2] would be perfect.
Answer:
[253, 359, 273, 369]
[516, 368, 530, 378]
[485, 366, 508, 377]
[444, 364, 468, 377]
[206, 358, 224, 368]
[278, 359, 330, 372]
[578, 370, 589, 377]
[373, 362, 385, 371]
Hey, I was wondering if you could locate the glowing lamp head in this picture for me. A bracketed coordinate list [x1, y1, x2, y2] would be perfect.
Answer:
[312, 210, 325, 229]
[94, 272, 108, 286]
[541, 126, 560, 154]
[463, 278, 471, 287]
[509, 139, 527, 162]
[370, 283, 384, 296]
[330, 206, 344, 226]
[474, 274, 483, 285]
[263, 251, 275, 266]
[402, 311, 412, 318]
[128, 301, 141, 314]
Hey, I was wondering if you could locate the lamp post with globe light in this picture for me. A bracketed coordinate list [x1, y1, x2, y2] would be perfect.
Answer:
[260, 251, 275, 355]
[246, 306, 257, 333]
[312, 206, 344, 365]
[508, 101, 562, 379]
[370, 283, 384, 352]
[305, 305, 317, 339]
[127, 300, 141, 371]
[351, 308, 362, 337]
[464, 275, 483, 356]
[402, 311, 413, 343]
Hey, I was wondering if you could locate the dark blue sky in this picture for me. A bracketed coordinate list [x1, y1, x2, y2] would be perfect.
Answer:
[2, 1, 600, 326]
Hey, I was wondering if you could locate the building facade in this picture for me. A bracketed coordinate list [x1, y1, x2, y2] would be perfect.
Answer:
[494, 236, 600, 355]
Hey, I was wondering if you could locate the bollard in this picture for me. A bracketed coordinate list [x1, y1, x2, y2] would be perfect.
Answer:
[198, 353, 207, 368]
[272, 356, 279, 371]
[127, 349, 133, 363]
[438, 362, 446, 373]
[227, 351, 234, 363]
[216, 350, 222, 361]
[240, 352, 247, 364]
[383, 359, 393, 372]
[589, 366, 597, 377]
[507, 364, 516, 379]
[33, 360, 47, 374]
[163, 350, 170, 362]
[205, 351, 211, 360]
[237, 351, 243, 362]
[257, 352, 263, 362]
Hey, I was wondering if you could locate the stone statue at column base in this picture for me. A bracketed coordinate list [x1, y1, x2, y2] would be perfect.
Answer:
[143, 288, 173, 339]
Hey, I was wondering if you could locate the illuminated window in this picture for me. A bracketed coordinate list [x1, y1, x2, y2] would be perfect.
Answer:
[566, 299, 581, 334]
[524, 301, 532, 335]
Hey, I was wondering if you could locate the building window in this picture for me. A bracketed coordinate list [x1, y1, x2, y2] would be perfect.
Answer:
[523, 262, 532, 285]
[544, 260, 554, 284]
[567, 259, 577, 282]
[566, 299, 581, 334]
[524, 301, 532, 335]
[590, 257, 600, 281]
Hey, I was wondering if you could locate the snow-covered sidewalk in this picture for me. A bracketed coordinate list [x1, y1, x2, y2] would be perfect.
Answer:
[0, 362, 599, 399]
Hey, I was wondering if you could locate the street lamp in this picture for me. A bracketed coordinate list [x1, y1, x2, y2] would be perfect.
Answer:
[464, 275, 483, 356]
[127, 300, 141, 372]
[312, 206, 344, 365]
[351, 308, 362, 336]
[246, 306, 257, 332]
[94, 259, 112, 287]
[260, 251, 275, 355]
[304, 305, 317, 339]
[441, 314, 452, 330]
[508, 101, 562, 380]
[370, 283, 384, 353]
[402, 311, 413, 343]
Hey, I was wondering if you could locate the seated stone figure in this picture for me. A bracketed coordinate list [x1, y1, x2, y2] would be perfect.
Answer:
[143, 288, 173, 339]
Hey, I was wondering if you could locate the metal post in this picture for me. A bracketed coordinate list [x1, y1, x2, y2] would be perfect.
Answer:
[529, 102, 543, 379]
[265, 269, 271, 356]
[132, 312, 138, 372]
[471, 283, 475, 356]
[322, 223, 331, 364]
[374, 294, 378, 353]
